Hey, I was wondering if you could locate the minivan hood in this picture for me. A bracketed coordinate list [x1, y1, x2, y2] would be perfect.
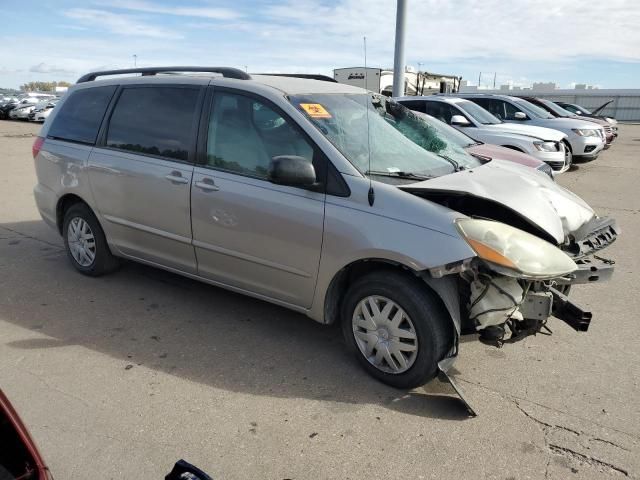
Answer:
[401, 159, 595, 244]
[483, 123, 565, 141]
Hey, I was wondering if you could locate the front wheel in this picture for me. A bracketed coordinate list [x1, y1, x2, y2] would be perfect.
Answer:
[341, 271, 454, 389]
[563, 141, 573, 170]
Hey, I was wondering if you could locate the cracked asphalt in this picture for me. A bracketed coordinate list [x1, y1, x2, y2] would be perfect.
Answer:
[0, 120, 638, 479]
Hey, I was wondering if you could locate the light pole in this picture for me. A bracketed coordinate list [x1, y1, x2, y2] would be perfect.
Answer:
[133, 54, 137, 67]
[392, 0, 407, 97]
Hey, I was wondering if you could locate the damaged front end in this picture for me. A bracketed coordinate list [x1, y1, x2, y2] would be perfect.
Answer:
[440, 218, 618, 345]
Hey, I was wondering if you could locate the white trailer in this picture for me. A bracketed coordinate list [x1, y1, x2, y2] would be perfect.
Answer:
[334, 67, 460, 96]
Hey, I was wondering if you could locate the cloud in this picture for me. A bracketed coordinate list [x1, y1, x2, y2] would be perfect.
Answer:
[29, 63, 75, 75]
[2, 1, 639, 89]
[65, 8, 183, 39]
[264, 0, 640, 64]
[107, 0, 241, 20]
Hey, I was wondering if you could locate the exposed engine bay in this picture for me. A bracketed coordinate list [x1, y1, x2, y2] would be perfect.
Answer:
[408, 180, 619, 345]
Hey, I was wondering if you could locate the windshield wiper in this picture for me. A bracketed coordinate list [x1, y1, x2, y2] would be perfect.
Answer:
[365, 170, 433, 181]
[435, 153, 465, 172]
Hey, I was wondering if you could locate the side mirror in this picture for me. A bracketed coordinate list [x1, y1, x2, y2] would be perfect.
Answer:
[268, 155, 317, 188]
[514, 111, 527, 120]
[450, 114, 470, 126]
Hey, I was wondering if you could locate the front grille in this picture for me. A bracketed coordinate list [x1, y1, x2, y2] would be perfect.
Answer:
[604, 126, 612, 134]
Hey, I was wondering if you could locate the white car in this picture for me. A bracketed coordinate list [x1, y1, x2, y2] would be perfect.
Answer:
[395, 96, 571, 173]
[457, 94, 606, 162]
[9, 100, 38, 120]
[28, 98, 58, 122]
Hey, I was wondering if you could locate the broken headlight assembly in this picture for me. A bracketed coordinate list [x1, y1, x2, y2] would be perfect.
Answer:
[455, 219, 577, 280]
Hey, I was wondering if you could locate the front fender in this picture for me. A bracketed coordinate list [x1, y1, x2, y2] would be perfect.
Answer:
[308, 184, 476, 324]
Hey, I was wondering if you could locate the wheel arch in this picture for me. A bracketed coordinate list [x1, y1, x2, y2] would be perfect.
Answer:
[322, 258, 461, 341]
[56, 193, 91, 234]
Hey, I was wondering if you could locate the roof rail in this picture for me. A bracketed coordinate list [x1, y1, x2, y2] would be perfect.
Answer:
[253, 73, 337, 83]
[76, 67, 251, 83]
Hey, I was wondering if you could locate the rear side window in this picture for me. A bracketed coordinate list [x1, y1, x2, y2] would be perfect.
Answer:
[106, 87, 200, 162]
[48, 86, 116, 144]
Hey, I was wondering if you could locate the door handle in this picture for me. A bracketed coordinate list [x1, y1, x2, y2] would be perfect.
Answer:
[165, 171, 189, 184]
[194, 178, 220, 192]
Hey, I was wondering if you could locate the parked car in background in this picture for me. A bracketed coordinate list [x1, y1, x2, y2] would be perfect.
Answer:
[554, 101, 618, 136]
[458, 94, 606, 161]
[409, 109, 554, 178]
[519, 97, 615, 146]
[9, 101, 38, 120]
[28, 98, 59, 122]
[395, 95, 570, 173]
[1, 94, 55, 120]
[33, 67, 617, 389]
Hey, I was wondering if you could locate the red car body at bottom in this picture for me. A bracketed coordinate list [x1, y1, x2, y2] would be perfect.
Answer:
[0, 389, 50, 480]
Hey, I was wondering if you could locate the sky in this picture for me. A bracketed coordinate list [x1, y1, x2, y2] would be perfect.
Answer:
[1, 0, 639, 90]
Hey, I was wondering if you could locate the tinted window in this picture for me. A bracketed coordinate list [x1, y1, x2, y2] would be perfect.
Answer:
[48, 86, 116, 144]
[471, 98, 505, 119]
[207, 92, 313, 179]
[106, 87, 200, 161]
[502, 100, 523, 120]
[399, 100, 426, 113]
[423, 102, 459, 124]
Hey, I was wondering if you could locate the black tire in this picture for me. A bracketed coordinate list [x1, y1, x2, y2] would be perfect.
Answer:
[563, 140, 573, 169]
[341, 270, 453, 389]
[62, 202, 120, 276]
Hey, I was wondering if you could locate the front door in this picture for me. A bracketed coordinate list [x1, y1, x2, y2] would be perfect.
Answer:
[191, 89, 326, 307]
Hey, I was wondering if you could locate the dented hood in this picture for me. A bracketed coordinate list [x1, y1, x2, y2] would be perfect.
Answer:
[403, 160, 595, 244]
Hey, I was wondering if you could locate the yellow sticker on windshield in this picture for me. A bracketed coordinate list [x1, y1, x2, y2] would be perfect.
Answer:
[300, 103, 332, 118]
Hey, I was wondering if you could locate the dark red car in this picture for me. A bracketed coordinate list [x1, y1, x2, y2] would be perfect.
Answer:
[0, 389, 50, 480]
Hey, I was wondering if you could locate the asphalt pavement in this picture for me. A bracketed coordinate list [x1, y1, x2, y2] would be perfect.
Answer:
[0, 120, 638, 479]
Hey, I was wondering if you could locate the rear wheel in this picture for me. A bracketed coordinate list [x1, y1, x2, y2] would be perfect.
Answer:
[63, 203, 119, 276]
[341, 271, 453, 389]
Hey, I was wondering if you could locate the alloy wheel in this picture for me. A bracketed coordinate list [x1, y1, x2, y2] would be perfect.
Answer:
[67, 217, 96, 267]
[351, 295, 419, 374]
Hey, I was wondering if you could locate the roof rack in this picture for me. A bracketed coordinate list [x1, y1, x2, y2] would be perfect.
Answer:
[76, 67, 251, 83]
[253, 73, 337, 83]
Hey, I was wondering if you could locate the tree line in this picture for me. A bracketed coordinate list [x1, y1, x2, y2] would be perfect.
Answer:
[20, 81, 72, 92]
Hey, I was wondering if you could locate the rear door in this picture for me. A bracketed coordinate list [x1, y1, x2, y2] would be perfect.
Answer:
[88, 85, 203, 273]
[190, 88, 326, 308]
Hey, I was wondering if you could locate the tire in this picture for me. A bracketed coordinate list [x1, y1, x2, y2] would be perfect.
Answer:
[341, 270, 453, 389]
[563, 140, 573, 170]
[62, 203, 120, 276]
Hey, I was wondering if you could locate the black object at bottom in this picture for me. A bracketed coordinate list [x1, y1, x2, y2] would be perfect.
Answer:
[166, 460, 214, 480]
[550, 287, 592, 332]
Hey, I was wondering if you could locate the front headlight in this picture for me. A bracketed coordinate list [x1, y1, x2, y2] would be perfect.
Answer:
[533, 141, 558, 152]
[456, 219, 577, 279]
[572, 128, 599, 137]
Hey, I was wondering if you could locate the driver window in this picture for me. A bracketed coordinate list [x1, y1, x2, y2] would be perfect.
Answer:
[503, 101, 523, 120]
[207, 92, 314, 178]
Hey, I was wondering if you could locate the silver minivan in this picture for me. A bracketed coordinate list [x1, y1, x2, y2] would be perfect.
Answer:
[33, 67, 617, 389]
